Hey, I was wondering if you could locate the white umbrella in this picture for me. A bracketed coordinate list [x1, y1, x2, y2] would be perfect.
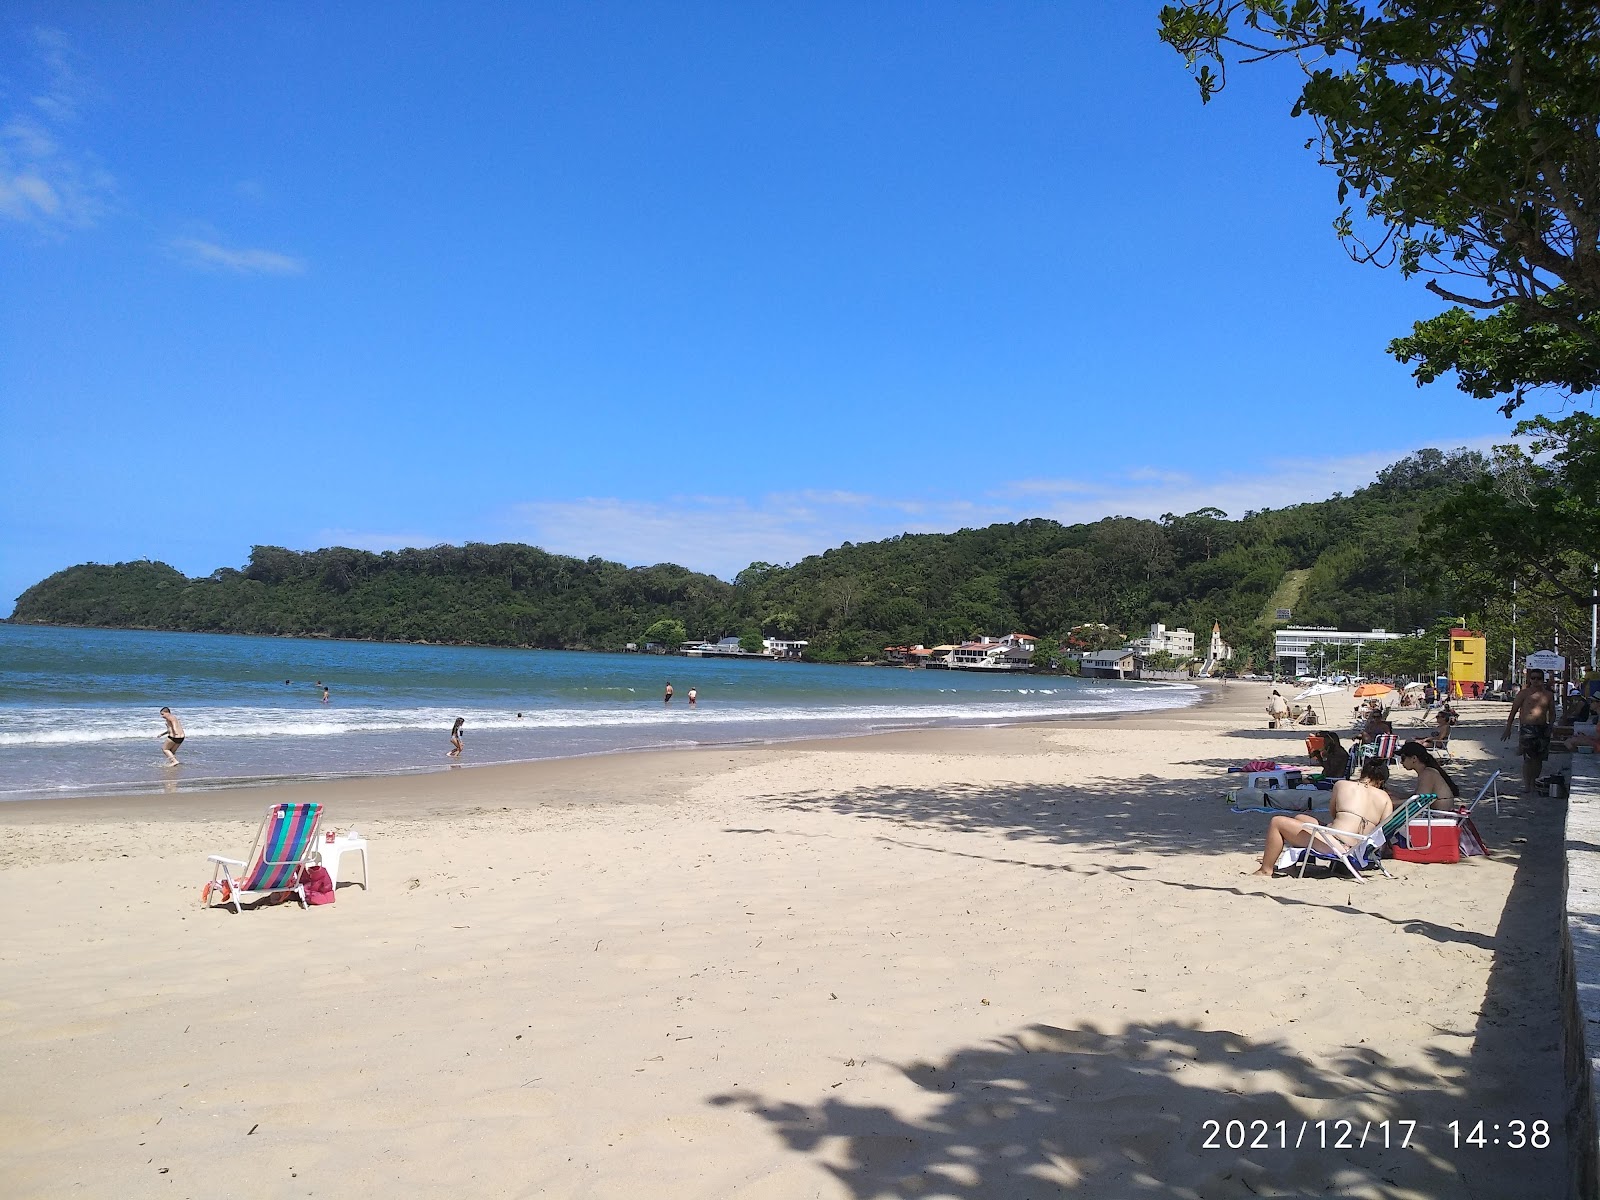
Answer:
[1294, 682, 1344, 723]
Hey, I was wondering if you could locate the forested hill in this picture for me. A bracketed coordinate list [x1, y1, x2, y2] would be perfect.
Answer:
[11, 449, 1483, 665]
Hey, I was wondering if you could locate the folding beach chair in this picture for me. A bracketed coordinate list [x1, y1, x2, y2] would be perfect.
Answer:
[1383, 795, 1434, 842]
[1277, 822, 1393, 882]
[1352, 733, 1399, 773]
[205, 802, 323, 913]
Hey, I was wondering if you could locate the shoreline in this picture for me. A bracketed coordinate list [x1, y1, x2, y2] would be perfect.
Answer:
[0, 681, 1217, 823]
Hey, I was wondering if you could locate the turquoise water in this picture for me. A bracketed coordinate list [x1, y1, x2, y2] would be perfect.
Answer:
[0, 624, 1197, 801]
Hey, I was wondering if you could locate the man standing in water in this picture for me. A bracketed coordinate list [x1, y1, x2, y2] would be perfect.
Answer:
[158, 707, 185, 765]
[664, 681, 674, 704]
[688, 687, 697, 706]
[1503, 667, 1556, 793]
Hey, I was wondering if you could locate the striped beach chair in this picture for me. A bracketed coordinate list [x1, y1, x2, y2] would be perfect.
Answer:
[205, 802, 324, 913]
[1353, 732, 1400, 773]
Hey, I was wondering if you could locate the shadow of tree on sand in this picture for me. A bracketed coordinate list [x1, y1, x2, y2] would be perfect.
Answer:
[755, 756, 1514, 864]
[710, 1019, 1521, 1198]
[707, 1024, 1504, 1200]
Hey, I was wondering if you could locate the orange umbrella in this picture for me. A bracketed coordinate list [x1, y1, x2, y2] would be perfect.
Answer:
[1353, 683, 1394, 697]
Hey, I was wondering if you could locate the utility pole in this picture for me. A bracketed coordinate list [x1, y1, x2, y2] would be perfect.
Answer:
[1591, 563, 1597, 674]
[1510, 579, 1518, 686]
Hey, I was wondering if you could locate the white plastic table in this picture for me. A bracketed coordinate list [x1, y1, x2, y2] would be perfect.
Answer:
[1242, 770, 1306, 791]
[315, 833, 369, 890]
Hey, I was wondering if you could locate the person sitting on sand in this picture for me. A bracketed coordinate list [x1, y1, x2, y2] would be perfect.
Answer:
[1311, 730, 1350, 780]
[1397, 740, 1460, 811]
[1252, 760, 1394, 876]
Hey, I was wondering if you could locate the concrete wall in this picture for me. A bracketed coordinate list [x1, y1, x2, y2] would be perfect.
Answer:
[1563, 754, 1600, 1198]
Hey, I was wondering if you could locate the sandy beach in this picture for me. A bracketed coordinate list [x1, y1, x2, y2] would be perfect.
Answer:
[0, 683, 1571, 1198]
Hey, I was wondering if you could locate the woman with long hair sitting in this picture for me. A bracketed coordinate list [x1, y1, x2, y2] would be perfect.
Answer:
[1397, 740, 1461, 811]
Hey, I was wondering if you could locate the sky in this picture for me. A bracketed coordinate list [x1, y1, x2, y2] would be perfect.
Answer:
[0, 2, 1527, 614]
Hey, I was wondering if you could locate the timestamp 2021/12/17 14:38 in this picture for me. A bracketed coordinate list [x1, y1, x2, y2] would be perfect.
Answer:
[1199, 1118, 1552, 1152]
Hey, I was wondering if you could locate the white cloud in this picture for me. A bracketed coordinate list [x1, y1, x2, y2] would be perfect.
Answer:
[0, 28, 113, 231]
[502, 438, 1515, 578]
[170, 236, 306, 276]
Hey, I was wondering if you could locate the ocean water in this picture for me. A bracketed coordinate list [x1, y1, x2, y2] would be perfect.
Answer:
[0, 624, 1198, 802]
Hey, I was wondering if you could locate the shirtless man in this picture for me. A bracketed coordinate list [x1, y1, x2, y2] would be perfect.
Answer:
[1252, 760, 1394, 876]
[687, 687, 697, 706]
[158, 707, 185, 765]
[1502, 668, 1556, 792]
[664, 682, 674, 705]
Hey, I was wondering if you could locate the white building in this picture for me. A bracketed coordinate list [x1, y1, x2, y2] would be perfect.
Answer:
[763, 637, 808, 660]
[1132, 622, 1195, 660]
[1274, 626, 1403, 677]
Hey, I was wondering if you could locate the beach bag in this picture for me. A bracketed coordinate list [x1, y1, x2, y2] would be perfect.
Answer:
[301, 864, 335, 905]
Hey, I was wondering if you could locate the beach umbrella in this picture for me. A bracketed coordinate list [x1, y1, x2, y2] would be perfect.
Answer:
[1353, 683, 1394, 698]
[1294, 682, 1343, 722]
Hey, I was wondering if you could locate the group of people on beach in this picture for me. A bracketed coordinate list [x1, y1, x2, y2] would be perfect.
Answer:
[1253, 665, 1587, 875]
[1252, 738, 1460, 876]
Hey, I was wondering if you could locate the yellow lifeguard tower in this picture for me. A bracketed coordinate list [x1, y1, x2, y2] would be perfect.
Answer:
[1448, 627, 1486, 699]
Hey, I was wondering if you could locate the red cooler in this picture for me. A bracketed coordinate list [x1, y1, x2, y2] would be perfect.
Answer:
[1393, 817, 1462, 864]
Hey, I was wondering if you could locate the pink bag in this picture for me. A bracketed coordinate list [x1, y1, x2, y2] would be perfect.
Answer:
[301, 864, 335, 905]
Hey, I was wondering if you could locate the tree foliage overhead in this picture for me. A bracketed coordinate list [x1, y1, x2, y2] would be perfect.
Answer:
[11, 449, 1485, 664]
[1160, 1, 1600, 413]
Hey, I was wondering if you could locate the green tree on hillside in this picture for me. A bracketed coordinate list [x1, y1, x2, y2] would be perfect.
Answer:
[643, 617, 688, 649]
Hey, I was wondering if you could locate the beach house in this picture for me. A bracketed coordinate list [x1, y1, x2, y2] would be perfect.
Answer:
[948, 634, 1036, 672]
[762, 637, 808, 660]
[1080, 647, 1138, 679]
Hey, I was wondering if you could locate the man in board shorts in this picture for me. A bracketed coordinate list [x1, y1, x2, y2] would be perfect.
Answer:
[1503, 668, 1556, 793]
[158, 707, 186, 765]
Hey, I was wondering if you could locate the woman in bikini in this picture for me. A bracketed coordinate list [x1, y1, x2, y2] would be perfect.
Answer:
[1397, 740, 1461, 811]
[1251, 760, 1394, 876]
[448, 716, 464, 758]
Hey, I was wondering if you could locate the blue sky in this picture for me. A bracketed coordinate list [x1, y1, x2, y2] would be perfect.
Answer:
[1, 3, 1521, 613]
